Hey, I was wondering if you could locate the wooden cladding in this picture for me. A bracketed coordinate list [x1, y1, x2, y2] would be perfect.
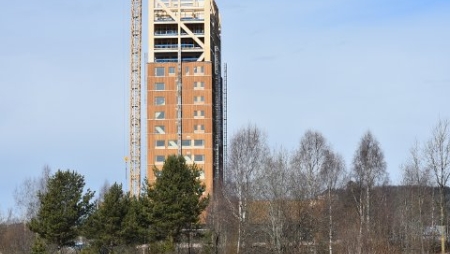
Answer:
[146, 61, 216, 196]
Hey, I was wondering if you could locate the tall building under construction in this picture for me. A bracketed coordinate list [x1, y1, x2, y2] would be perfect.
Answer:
[146, 0, 224, 196]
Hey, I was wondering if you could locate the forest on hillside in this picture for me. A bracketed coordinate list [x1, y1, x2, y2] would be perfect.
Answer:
[0, 119, 449, 254]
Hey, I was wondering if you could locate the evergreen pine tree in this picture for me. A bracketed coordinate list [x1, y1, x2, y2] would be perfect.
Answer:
[147, 155, 209, 243]
[83, 183, 128, 250]
[121, 195, 151, 245]
[28, 170, 94, 249]
[31, 235, 47, 254]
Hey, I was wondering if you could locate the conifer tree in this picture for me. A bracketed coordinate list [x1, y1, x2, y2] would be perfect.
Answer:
[28, 170, 94, 249]
[121, 195, 151, 245]
[147, 155, 209, 243]
[83, 183, 128, 250]
[30, 236, 47, 254]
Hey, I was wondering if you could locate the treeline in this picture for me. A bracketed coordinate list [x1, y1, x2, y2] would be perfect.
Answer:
[211, 120, 450, 254]
[1, 156, 208, 253]
[1, 119, 450, 254]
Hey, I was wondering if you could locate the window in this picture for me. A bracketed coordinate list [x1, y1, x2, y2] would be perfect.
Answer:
[194, 96, 205, 104]
[194, 81, 205, 90]
[155, 67, 165, 76]
[195, 124, 205, 132]
[184, 155, 192, 163]
[155, 125, 165, 134]
[194, 154, 205, 162]
[185, 67, 190, 75]
[155, 111, 165, 119]
[194, 66, 204, 74]
[169, 67, 175, 75]
[198, 170, 205, 180]
[194, 110, 205, 118]
[155, 97, 165, 105]
[182, 140, 191, 147]
[194, 139, 204, 147]
[168, 140, 178, 148]
[155, 83, 165, 90]
[155, 155, 165, 163]
[155, 140, 165, 148]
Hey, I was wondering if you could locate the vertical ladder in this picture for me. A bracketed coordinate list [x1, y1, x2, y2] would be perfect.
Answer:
[223, 63, 228, 180]
[177, 47, 182, 155]
[177, 1, 182, 155]
[213, 46, 222, 189]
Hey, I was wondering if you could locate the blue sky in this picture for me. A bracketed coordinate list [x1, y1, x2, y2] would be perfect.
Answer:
[1, 0, 449, 215]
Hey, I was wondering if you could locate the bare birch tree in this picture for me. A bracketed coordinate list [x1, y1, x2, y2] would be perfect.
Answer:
[256, 147, 291, 253]
[401, 140, 431, 253]
[0, 165, 52, 253]
[321, 151, 346, 254]
[96, 180, 111, 205]
[352, 131, 388, 254]
[291, 130, 329, 200]
[290, 130, 331, 252]
[14, 165, 51, 222]
[226, 124, 268, 254]
[425, 119, 450, 254]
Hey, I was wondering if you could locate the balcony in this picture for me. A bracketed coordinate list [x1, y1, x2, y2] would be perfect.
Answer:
[154, 30, 204, 36]
[154, 44, 202, 51]
[180, 17, 204, 22]
[155, 30, 178, 36]
[154, 16, 175, 23]
[155, 57, 199, 63]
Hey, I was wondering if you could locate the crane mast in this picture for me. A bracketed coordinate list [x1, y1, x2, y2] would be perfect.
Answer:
[129, 0, 142, 197]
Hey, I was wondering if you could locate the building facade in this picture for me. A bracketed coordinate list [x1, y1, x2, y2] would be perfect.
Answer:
[146, 0, 223, 196]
